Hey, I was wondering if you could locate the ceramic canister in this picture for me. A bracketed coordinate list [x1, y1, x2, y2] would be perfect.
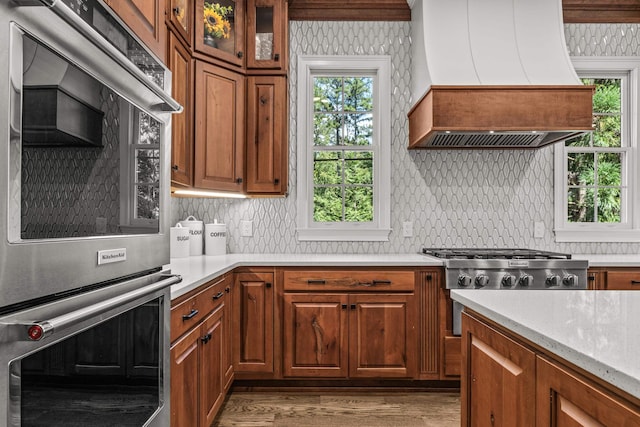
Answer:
[204, 220, 226, 256]
[178, 215, 204, 256]
[169, 223, 190, 258]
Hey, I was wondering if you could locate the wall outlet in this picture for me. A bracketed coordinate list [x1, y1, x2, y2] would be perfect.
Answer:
[534, 221, 544, 239]
[402, 221, 413, 238]
[240, 220, 253, 237]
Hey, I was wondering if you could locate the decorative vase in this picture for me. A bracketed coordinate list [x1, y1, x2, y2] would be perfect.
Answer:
[204, 35, 218, 48]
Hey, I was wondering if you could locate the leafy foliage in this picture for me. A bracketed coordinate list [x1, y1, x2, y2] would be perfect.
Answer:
[566, 79, 622, 223]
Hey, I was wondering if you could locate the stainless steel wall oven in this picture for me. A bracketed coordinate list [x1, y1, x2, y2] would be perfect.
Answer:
[0, 1, 182, 425]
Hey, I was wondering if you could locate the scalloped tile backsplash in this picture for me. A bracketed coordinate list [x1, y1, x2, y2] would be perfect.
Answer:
[172, 22, 640, 255]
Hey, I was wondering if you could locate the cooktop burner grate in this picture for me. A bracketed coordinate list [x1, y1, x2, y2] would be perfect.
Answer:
[421, 248, 572, 260]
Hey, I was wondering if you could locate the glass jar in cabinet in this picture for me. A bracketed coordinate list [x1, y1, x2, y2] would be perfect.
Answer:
[195, 0, 245, 67]
[246, 0, 287, 71]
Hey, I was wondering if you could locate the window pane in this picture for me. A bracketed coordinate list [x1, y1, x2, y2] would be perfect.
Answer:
[313, 151, 342, 185]
[314, 113, 342, 146]
[136, 149, 160, 184]
[345, 187, 373, 222]
[313, 187, 342, 222]
[344, 113, 373, 146]
[591, 78, 621, 114]
[343, 77, 373, 112]
[565, 132, 591, 147]
[345, 151, 373, 185]
[567, 152, 594, 186]
[138, 112, 160, 145]
[597, 152, 621, 186]
[593, 115, 621, 147]
[136, 185, 159, 219]
[568, 187, 594, 222]
[314, 77, 342, 112]
[597, 187, 621, 223]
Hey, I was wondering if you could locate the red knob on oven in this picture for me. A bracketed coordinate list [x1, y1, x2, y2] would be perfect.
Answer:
[27, 325, 44, 341]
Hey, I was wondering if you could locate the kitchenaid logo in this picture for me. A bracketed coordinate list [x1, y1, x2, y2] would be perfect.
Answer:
[97, 248, 127, 265]
[209, 231, 226, 238]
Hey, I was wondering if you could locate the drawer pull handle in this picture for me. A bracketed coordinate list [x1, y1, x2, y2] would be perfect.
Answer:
[307, 279, 326, 285]
[213, 292, 224, 300]
[358, 280, 392, 287]
[201, 333, 212, 344]
[631, 280, 640, 285]
[182, 309, 199, 321]
[341, 304, 347, 310]
[350, 304, 356, 310]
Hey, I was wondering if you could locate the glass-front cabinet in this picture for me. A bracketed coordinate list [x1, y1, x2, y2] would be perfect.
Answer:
[168, 0, 192, 45]
[195, 0, 245, 67]
[246, 0, 287, 70]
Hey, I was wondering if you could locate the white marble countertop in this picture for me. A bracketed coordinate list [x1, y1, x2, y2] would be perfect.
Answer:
[167, 253, 442, 299]
[451, 289, 640, 399]
[573, 254, 640, 267]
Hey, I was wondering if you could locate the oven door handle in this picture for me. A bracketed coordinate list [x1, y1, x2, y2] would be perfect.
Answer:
[22, 274, 182, 341]
[30, 0, 182, 113]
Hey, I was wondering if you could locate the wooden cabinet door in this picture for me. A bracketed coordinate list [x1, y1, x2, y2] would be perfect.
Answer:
[461, 312, 536, 427]
[168, 32, 193, 187]
[223, 276, 234, 391]
[606, 270, 640, 290]
[170, 325, 200, 427]
[349, 293, 418, 378]
[200, 306, 225, 427]
[536, 356, 640, 426]
[194, 0, 245, 67]
[105, 0, 166, 62]
[283, 293, 349, 377]
[234, 272, 274, 373]
[167, 0, 192, 46]
[246, 75, 287, 194]
[194, 60, 245, 192]
[246, 0, 288, 70]
[420, 270, 440, 379]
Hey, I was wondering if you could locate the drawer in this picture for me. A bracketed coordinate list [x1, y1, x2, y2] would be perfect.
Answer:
[283, 270, 415, 292]
[170, 275, 228, 342]
[606, 271, 640, 290]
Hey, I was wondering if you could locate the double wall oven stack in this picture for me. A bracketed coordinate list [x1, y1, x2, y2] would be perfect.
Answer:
[422, 248, 589, 335]
[0, 1, 181, 425]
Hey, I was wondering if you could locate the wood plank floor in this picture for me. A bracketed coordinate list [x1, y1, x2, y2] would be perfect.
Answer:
[213, 391, 461, 426]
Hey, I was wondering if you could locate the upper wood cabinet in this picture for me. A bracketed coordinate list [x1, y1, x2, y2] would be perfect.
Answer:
[106, 0, 167, 62]
[194, 60, 245, 192]
[246, 0, 288, 71]
[246, 75, 288, 194]
[195, 0, 246, 68]
[167, 0, 193, 46]
[168, 32, 193, 187]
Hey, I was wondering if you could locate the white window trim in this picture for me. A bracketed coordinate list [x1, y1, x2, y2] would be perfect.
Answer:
[296, 55, 391, 241]
[554, 57, 640, 242]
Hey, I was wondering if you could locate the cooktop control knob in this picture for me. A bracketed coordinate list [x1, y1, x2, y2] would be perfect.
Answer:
[518, 274, 533, 287]
[474, 274, 489, 288]
[546, 275, 561, 287]
[563, 274, 578, 287]
[457, 274, 472, 288]
[501, 274, 515, 288]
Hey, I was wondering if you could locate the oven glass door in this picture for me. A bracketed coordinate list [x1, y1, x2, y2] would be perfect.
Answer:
[11, 298, 164, 426]
[10, 30, 163, 241]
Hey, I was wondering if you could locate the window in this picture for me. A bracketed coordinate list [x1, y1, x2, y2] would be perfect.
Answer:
[296, 56, 391, 241]
[554, 58, 640, 242]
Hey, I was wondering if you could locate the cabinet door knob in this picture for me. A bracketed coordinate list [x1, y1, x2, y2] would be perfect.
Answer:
[259, 96, 268, 105]
[350, 304, 356, 310]
[266, 282, 272, 288]
[274, 53, 280, 61]
[172, 165, 179, 171]
[341, 304, 347, 310]
[225, 287, 231, 293]
[237, 51, 244, 58]
[201, 333, 212, 344]
[236, 177, 243, 184]
[274, 178, 280, 185]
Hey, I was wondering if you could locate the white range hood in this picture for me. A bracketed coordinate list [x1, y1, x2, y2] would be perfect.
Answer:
[407, 0, 594, 149]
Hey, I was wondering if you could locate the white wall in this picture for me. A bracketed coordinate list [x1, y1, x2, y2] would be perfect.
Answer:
[172, 22, 640, 255]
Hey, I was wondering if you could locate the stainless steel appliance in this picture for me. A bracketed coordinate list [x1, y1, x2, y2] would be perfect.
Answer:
[0, 1, 182, 425]
[422, 248, 588, 335]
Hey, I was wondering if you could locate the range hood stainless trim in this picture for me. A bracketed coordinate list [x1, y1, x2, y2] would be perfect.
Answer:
[408, 0, 594, 149]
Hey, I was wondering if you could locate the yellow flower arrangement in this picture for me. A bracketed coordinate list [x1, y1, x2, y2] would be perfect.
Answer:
[203, 2, 232, 39]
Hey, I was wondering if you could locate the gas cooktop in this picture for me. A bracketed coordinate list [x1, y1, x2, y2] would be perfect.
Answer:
[421, 248, 572, 260]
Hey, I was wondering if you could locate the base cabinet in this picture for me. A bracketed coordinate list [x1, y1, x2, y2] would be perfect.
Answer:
[462, 311, 640, 426]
